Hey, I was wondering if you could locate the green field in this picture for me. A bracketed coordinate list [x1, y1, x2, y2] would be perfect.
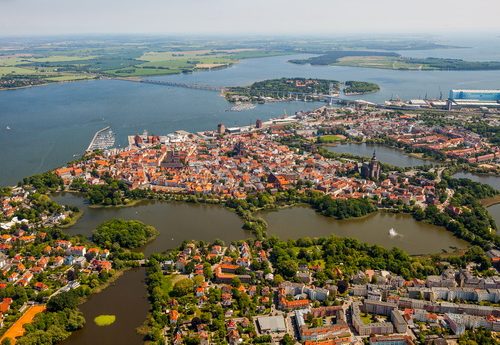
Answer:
[45, 74, 93, 82]
[27, 55, 98, 63]
[336, 56, 428, 70]
[0, 42, 292, 87]
[318, 135, 346, 143]
[0, 66, 39, 77]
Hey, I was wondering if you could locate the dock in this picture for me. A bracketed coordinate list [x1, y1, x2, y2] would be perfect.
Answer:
[86, 126, 115, 152]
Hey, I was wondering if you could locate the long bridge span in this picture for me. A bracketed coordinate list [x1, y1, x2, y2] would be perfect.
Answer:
[117, 78, 363, 105]
[139, 79, 223, 92]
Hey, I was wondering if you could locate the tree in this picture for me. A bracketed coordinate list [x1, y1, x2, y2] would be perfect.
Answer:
[281, 334, 296, 345]
[47, 291, 79, 312]
[1, 338, 12, 345]
[172, 278, 194, 297]
[276, 259, 298, 278]
[92, 219, 158, 249]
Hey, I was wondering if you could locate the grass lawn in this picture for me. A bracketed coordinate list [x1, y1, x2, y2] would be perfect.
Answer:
[360, 313, 374, 325]
[318, 135, 346, 143]
[161, 274, 186, 296]
[94, 314, 116, 326]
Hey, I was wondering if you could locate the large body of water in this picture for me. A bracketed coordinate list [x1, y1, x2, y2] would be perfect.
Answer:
[52, 193, 467, 256]
[260, 206, 467, 255]
[2, 35, 500, 185]
[51, 193, 247, 255]
[325, 143, 435, 167]
[453, 171, 500, 191]
[60, 267, 148, 345]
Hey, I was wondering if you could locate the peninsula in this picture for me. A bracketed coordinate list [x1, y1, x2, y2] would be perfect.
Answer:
[290, 51, 500, 71]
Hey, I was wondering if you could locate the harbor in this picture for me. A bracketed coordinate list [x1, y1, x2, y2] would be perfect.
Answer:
[86, 126, 115, 152]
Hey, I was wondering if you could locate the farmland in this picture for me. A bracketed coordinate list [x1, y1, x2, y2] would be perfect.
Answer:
[0, 43, 291, 89]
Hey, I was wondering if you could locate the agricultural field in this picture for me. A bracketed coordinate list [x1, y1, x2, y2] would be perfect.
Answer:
[335, 56, 426, 70]
[0, 45, 291, 86]
[295, 53, 500, 71]
[0, 54, 96, 88]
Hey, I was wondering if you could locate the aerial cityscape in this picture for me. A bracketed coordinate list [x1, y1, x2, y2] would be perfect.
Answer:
[1, 1, 500, 345]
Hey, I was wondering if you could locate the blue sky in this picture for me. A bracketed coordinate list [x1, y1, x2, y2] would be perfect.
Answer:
[1, 0, 500, 36]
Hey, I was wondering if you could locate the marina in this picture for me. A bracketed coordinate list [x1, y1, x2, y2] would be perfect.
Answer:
[86, 126, 115, 152]
[229, 102, 256, 112]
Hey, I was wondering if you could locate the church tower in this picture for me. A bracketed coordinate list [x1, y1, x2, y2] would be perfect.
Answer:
[369, 150, 380, 180]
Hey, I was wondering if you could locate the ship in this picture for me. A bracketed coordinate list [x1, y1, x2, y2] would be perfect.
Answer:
[388, 228, 398, 237]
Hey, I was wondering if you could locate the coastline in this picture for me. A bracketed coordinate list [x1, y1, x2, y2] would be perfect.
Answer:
[481, 195, 500, 207]
[0, 76, 98, 92]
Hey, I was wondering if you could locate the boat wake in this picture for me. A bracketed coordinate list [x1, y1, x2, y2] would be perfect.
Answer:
[388, 228, 401, 237]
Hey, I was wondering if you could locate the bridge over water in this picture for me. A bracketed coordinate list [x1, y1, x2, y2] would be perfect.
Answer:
[122, 78, 357, 104]
[139, 79, 223, 91]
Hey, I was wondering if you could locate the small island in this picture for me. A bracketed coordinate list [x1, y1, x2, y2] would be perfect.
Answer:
[94, 315, 117, 327]
[92, 219, 159, 249]
[224, 77, 379, 103]
[343, 80, 380, 95]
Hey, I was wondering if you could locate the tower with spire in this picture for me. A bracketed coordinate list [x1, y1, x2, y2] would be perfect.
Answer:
[361, 150, 380, 180]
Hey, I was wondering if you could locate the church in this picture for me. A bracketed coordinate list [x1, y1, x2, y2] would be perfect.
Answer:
[361, 151, 381, 180]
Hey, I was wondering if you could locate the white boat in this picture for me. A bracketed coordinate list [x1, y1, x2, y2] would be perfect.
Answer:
[5, 126, 11, 130]
[388, 228, 398, 237]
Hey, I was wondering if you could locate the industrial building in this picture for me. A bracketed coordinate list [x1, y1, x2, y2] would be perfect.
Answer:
[448, 89, 500, 109]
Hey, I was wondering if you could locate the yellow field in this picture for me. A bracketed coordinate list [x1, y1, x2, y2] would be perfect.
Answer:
[45, 74, 92, 82]
[195, 63, 229, 69]
[0, 305, 46, 344]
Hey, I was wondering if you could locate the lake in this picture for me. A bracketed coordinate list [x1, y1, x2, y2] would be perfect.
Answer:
[51, 193, 248, 255]
[488, 204, 500, 230]
[325, 143, 436, 167]
[60, 267, 148, 345]
[452, 171, 500, 191]
[260, 206, 467, 255]
[53, 193, 467, 256]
